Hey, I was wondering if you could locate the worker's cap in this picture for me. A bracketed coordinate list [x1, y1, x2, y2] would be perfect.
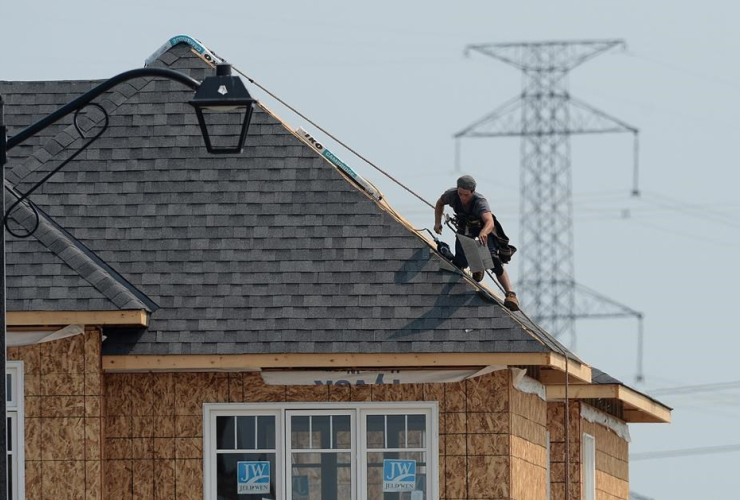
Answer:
[457, 175, 477, 191]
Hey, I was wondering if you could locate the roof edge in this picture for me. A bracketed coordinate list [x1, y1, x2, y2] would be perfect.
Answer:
[8, 310, 149, 328]
[102, 352, 591, 380]
[545, 383, 672, 424]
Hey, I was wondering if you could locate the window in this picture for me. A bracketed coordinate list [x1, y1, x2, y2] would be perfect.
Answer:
[582, 433, 595, 500]
[204, 403, 438, 500]
[288, 412, 354, 500]
[363, 412, 429, 500]
[6, 361, 25, 500]
[211, 409, 281, 499]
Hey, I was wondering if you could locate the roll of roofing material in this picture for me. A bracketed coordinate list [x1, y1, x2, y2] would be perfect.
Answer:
[296, 127, 381, 201]
[145, 34, 223, 67]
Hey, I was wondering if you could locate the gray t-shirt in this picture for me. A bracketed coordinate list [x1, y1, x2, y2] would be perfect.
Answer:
[441, 188, 491, 220]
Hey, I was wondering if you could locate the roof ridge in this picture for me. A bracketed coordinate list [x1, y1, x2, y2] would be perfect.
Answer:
[4, 181, 156, 312]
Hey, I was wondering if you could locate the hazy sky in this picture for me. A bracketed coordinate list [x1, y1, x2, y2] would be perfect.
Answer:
[4, 1, 740, 498]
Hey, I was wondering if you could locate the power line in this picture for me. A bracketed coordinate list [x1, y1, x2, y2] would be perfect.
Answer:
[649, 380, 740, 396]
[624, 50, 740, 91]
[631, 443, 740, 461]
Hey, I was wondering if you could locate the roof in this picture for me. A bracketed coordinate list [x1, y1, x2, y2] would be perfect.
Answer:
[1, 41, 579, 360]
[4, 182, 154, 312]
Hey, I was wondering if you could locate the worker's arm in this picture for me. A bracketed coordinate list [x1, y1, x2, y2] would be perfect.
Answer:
[434, 197, 446, 234]
[478, 211, 494, 246]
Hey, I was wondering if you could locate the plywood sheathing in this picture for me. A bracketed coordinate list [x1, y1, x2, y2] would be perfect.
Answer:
[510, 380, 548, 500]
[7, 327, 104, 500]
[582, 415, 630, 500]
[103, 372, 227, 500]
[101, 369, 525, 499]
[547, 401, 582, 500]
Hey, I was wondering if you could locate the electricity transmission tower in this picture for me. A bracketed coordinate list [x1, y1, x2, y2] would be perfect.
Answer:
[455, 40, 644, 369]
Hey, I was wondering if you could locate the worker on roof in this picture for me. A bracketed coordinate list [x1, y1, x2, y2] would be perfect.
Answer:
[434, 175, 519, 311]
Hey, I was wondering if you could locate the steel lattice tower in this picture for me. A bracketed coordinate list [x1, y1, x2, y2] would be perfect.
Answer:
[455, 40, 642, 350]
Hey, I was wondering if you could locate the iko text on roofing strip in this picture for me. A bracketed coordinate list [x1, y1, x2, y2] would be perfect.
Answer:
[296, 127, 381, 201]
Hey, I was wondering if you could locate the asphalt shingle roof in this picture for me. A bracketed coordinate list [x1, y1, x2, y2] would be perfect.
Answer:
[1, 42, 577, 359]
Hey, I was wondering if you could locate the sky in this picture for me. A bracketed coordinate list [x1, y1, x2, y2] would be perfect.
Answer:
[4, 1, 740, 498]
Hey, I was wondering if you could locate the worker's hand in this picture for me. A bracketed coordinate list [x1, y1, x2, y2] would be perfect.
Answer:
[478, 233, 488, 246]
[434, 223, 443, 235]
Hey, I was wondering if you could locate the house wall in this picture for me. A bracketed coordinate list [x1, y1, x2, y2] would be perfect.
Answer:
[547, 402, 582, 500]
[510, 383, 548, 500]
[7, 328, 103, 500]
[101, 368, 544, 500]
[581, 406, 629, 500]
[547, 402, 630, 500]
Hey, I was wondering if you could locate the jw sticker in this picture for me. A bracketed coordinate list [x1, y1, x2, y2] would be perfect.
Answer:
[293, 475, 309, 499]
[237, 461, 270, 494]
[383, 459, 416, 492]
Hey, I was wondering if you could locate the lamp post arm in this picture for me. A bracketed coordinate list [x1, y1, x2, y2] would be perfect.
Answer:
[5, 67, 200, 153]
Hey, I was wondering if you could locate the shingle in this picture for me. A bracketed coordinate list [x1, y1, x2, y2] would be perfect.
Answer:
[1, 42, 579, 363]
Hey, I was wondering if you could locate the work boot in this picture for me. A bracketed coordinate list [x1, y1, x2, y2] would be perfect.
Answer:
[472, 271, 485, 282]
[504, 291, 519, 311]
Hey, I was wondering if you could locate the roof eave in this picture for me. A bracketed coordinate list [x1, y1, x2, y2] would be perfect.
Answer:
[7, 310, 150, 328]
[102, 351, 592, 382]
[545, 383, 672, 424]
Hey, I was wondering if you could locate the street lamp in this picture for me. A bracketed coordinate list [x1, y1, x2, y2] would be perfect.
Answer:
[0, 62, 254, 498]
[190, 63, 257, 154]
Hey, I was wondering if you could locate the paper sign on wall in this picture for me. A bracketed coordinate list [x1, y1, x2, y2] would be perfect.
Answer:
[261, 367, 505, 386]
[383, 459, 416, 492]
[237, 461, 270, 494]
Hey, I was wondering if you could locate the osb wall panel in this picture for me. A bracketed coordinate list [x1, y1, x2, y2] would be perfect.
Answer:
[510, 384, 547, 500]
[102, 370, 520, 499]
[547, 402, 581, 500]
[582, 412, 630, 500]
[7, 328, 103, 500]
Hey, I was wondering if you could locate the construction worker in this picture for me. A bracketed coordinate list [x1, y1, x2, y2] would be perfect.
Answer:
[434, 175, 520, 311]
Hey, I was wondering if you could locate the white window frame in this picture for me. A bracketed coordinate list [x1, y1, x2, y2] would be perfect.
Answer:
[545, 431, 551, 500]
[358, 406, 436, 499]
[203, 405, 284, 500]
[6, 361, 25, 500]
[582, 433, 596, 500]
[285, 409, 357, 500]
[204, 402, 439, 500]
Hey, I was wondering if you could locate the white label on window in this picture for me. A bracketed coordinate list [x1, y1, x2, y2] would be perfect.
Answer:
[237, 461, 270, 494]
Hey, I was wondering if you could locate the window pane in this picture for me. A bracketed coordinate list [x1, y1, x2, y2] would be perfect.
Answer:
[367, 451, 427, 500]
[292, 416, 310, 449]
[216, 416, 235, 450]
[7, 417, 11, 451]
[312, 416, 331, 449]
[407, 415, 426, 449]
[257, 416, 275, 450]
[333, 415, 351, 449]
[292, 452, 352, 500]
[216, 452, 276, 500]
[366, 415, 385, 449]
[386, 415, 406, 448]
[7, 459, 11, 499]
[6, 373, 11, 403]
[236, 416, 256, 450]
